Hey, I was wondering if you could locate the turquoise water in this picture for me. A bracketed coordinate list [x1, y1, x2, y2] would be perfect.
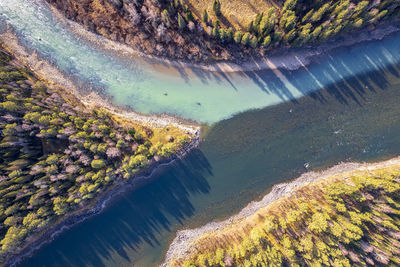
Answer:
[19, 66, 400, 266]
[2, 0, 400, 266]
[1, 0, 400, 124]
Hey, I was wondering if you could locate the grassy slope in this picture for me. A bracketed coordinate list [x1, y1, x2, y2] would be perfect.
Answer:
[187, 0, 279, 30]
[170, 161, 400, 266]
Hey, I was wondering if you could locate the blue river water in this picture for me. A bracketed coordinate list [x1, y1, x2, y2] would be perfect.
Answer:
[1, 1, 400, 267]
[1, 0, 400, 124]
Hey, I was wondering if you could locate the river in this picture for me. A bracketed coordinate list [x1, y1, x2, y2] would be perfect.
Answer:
[18, 64, 400, 267]
[1, 0, 400, 266]
[1, 0, 400, 124]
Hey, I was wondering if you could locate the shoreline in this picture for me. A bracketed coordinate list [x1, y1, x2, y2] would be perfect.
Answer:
[0, 24, 201, 267]
[44, 1, 400, 73]
[161, 156, 400, 266]
[4, 123, 201, 267]
[0, 25, 200, 135]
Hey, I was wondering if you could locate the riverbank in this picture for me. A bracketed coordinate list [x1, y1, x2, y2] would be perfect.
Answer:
[46, 0, 400, 73]
[5, 131, 201, 267]
[162, 156, 400, 266]
[0, 43, 201, 266]
[44, 0, 400, 64]
[0, 25, 199, 135]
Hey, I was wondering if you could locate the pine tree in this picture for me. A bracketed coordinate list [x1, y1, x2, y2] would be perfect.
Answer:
[203, 9, 209, 24]
[233, 31, 243, 44]
[241, 32, 251, 46]
[213, 0, 221, 16]
[262, 35, 271, 46]
[178, 13, 186, 30]
[250, 35, 258, 48]
[212, 26, 220, 40]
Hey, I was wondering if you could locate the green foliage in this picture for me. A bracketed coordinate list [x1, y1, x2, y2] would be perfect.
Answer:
[202, 9, 208, 24]
[311, 3, 330, 22]
[241, 32, 251, 46]
[212, 0, 221, 16]
[249, 35, 258, 48]
[178, 13, 186, 30]
[179, 166, 400, 267]
[282, 0, 297, 11]
[233, 31, 243, 44]
[0, 51, 192, 259]
[91, 159, 106, 169]
[0, 101, 18, 112]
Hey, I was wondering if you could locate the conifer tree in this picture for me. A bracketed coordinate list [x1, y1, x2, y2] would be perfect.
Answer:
[213, 0, 221, 16]
[233, 31, 243, 44]
[178, 13, 186, 30]
[203, 9, 209, 24]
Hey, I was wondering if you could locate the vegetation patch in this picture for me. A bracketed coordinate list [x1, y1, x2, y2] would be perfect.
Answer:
[46, 0, 400, 61]
[170, 163, 400, 266]
[0, 48, 192, 260]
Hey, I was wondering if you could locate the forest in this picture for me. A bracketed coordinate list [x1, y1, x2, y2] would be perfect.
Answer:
[0, 48, 191, 260]
[46, 0, 400, 61]
[171, 164, 400, 266]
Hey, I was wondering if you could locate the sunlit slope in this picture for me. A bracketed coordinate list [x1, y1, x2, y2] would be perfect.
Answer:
[187, 0, 279, 30]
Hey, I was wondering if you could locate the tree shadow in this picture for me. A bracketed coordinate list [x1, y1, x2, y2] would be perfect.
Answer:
[20, 149, 212, 267]
[138, 32, 400, 108]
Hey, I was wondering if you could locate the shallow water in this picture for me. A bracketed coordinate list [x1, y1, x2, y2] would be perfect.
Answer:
[1, 0, 400, 123]
[19, 64, 400, 266]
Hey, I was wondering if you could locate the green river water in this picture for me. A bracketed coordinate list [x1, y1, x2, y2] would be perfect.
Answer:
[20, 66, 400, 266]
[1, 0, 400, 266]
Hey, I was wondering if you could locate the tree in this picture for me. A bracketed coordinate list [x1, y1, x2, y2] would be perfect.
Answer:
[241, 32, 251, 46]
[311, 3, 330, 22]
[233, 31, 243, 44]
[262, 35, 272, 47]
[353, 18, 363, 28]
[202, 9, 209, 24]
[283, 0, 297, 11]
[178, 13, 186, 30]
[129, 154, 147, 168]
[212, 26, 220, 39]
[259, 9, 275, 36]
[213, 0, 221, 16]
[0, 101, 18, 112]
[247, 21, 254, 33]
[250, 35, 258, 48]
[302, 9, 314, 23]
[161, 9, 170, 27]
[91, 159, 106, 169]
[53, 197, 68, 215]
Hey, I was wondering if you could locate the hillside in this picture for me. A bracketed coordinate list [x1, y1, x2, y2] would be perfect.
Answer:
[46, 0, 400, 61]
[166, 159, 400, 266]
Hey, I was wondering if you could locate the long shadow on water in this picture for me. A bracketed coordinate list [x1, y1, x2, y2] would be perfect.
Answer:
[141, 32, 400, 105]
[21, 149, 212, 267]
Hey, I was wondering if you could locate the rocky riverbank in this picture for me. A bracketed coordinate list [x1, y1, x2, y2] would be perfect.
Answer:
[162, 156, 400, 266]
